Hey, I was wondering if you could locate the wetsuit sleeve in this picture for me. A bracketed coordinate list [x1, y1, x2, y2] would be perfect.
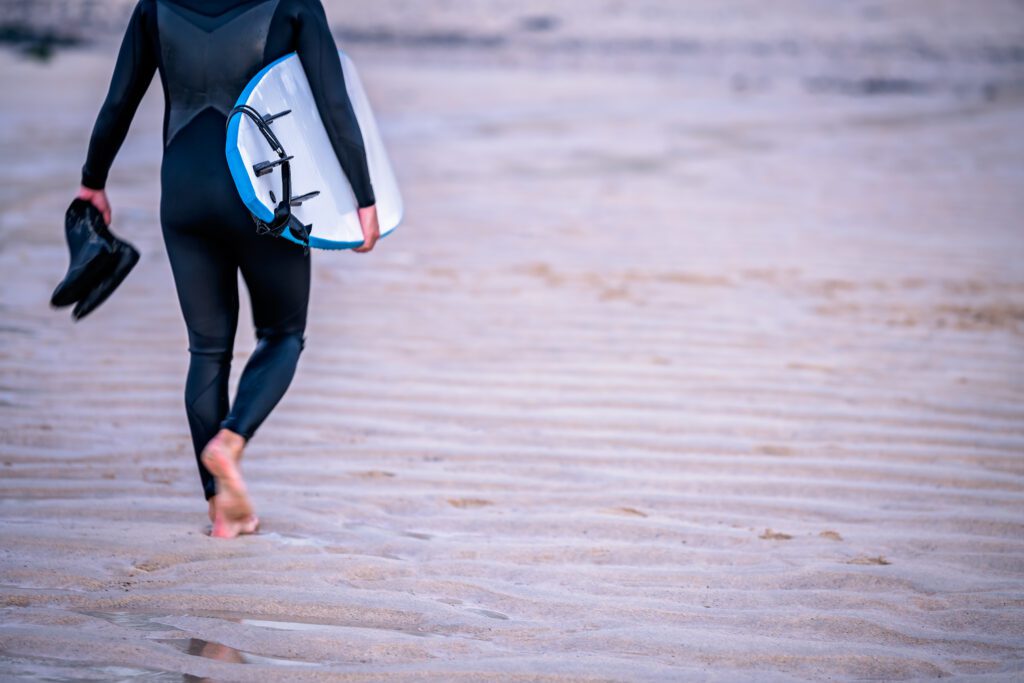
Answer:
[295, 0, 375, 208]
[80, 0, 157, 190]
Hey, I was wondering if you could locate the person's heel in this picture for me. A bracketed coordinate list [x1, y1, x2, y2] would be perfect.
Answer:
[201, 434, 254, 530]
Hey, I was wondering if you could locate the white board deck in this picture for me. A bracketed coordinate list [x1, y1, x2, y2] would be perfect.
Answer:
[226, 50, 402, 250]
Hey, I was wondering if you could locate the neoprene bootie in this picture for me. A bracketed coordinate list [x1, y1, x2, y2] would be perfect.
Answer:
[71, 237, 140, 321]
[50, 198, 117, 307]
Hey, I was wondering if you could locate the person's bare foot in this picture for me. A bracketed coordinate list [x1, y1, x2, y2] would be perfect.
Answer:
[201, 429, 256, 539]
[210, 509, 261, 537]
[208, 439, 248, 521]
[207, 497, 260, 534]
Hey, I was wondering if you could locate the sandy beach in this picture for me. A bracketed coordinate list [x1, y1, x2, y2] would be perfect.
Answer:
[1, 1, 1023, 680]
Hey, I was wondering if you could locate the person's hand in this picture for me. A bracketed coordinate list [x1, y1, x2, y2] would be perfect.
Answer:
[353, 204, 380, 253]
[78, 186, 112, 226]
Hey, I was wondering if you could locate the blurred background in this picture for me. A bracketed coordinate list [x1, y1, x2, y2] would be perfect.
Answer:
[1, 1, 1022, 680]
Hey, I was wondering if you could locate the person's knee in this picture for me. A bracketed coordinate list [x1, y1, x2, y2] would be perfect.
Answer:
[277, 331, 306, 358]
[255, 326, 306, 355]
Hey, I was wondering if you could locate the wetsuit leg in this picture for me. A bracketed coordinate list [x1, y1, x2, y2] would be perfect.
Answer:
[220, 229, 311, 440]
[160, 212, 240, 502]
[159, 108, 246, 500]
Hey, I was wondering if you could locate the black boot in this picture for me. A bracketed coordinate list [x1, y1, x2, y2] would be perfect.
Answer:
[50, 198, 117, 307]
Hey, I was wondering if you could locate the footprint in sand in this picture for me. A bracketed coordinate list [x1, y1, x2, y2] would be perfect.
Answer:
[759, 528, 793, 540]
[466, 608, 509, 620]
[446, 498, 493, 509]
[142, 467, 177, 485]
[599, 285, 632, 301]
[436, 597, 462, 606]
[603, 506, 648, 517]
[847, 555, 891, 565]
[755, 444, 794, 457]
[132, 559, 164, 572]
[351, 470, 395, 479]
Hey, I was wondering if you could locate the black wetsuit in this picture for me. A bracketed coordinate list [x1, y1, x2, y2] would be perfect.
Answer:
[81, 0, 375, 500]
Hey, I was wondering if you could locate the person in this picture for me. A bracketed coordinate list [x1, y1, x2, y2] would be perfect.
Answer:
[77, 0, 379, 538]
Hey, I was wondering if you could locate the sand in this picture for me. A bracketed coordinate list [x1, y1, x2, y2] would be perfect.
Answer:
[1, 1, 1023, 680]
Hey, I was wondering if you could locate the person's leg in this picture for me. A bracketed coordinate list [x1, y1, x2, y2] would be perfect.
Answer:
[161, 220, 257, 535]
[220, 233, 311, 439]
[191, 212, 308, 538]
[158, 108, 258, 535]
[160, 221, 240, 502]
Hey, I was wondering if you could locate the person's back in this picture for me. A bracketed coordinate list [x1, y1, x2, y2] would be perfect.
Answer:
[77, 0, 381, 538]
[82, 0, 376, 212]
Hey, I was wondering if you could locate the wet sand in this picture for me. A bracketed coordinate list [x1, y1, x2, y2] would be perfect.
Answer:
[1, 2, 1023, 681]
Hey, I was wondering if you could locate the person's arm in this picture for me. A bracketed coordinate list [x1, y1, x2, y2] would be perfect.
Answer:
[294, 0, 375, 210]
[80, 0, 157, 204]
